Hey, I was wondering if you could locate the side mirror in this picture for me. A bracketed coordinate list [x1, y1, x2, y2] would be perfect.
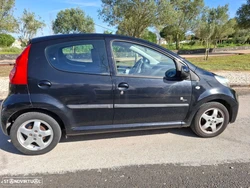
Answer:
[181, 65, 190, 79]
[165, 68, 177, 79]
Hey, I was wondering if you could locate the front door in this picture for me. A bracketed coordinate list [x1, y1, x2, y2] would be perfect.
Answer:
[110, 41, 192, 125]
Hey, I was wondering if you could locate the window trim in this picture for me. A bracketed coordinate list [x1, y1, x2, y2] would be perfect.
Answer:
[110, 39, 182, 79]
[45, 39, 111, 76]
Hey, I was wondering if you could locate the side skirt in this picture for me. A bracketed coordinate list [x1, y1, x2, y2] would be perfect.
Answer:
[67, 121, 185, 136]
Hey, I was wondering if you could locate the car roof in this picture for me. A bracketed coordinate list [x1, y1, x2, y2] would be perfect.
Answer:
[30, 33, 145, 44]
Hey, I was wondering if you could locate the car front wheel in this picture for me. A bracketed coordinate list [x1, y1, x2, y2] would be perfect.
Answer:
[10, 112, 61, 155]
[191, 102, 229, 138]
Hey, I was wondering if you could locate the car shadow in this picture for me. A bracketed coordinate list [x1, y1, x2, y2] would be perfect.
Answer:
[60, 127, 197, 143]
[0, 130, 22, 155]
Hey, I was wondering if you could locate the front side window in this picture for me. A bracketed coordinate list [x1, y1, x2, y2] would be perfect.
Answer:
[46, 40, 109, 74]
[112, 41, 176, 77]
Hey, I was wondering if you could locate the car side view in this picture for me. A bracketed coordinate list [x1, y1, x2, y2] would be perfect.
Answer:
[0, 34, 239, 155]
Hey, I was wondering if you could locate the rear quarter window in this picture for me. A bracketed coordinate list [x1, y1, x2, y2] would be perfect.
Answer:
[45, 40, 110, 74]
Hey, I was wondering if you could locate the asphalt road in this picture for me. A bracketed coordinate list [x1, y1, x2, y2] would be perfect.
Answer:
[0, 94, 250, 187]
[17, 162, 250, 187]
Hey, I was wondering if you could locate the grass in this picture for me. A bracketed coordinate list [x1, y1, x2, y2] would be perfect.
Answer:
[0, 47, 22, 54]
[186, 54, 250, 71]
[0, 65, 12, 77]
[162, 43, 250, 51]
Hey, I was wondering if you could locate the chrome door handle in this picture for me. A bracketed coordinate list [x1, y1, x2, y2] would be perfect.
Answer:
[38, 80, 52, 89]
[118, 82, 129, 91]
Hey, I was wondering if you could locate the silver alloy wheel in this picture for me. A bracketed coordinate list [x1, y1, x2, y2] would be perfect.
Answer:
[17, 119, 54, 151]
[199, 108, 225, 134]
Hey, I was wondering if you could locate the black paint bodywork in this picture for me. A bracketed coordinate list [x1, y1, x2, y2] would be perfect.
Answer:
[0, 34, 239, 136]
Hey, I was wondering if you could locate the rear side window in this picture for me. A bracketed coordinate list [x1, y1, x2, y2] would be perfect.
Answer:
[45, 40, 109, 74]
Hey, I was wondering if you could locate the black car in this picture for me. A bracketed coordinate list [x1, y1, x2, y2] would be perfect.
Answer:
[0, 34, 238, 155]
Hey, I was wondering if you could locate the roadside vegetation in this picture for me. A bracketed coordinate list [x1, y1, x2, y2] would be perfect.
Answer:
[0, 47, 21, 54]
[186, 54, 250, 71]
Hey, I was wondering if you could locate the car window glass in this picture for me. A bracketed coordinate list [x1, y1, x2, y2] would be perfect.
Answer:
[46, 40, 109, 74]
[112, 41, 176, 77]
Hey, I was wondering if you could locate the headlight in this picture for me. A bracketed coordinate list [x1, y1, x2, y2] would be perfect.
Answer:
[215, 75, 230, 87]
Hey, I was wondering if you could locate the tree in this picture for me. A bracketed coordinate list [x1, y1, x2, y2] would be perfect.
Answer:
[236, 0, 250, 29]
[103, 30, 113, 34]
[195, 5, 234, 60]
[195, 7, 217, 60]
[18, 9, 46, 46]
[161, 0, 204, 50]
[99, 0, 172, 38]
[52, 8, 95, 34]
[141, 29, 157, 43]
[160, 25, 185, 47]
[0, 33, 15, 47]
[211, 5, 236, 46]
[0, 0, 17, 33]
[232, 28, 250, 44]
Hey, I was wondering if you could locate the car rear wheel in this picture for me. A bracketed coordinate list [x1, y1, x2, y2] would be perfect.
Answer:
[191, 102, 229, 138]
[10, 112, 61, 155]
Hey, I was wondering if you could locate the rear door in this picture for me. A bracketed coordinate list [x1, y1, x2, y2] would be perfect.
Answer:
[28, 38, 113, 129]
[109, 40, 192, 125]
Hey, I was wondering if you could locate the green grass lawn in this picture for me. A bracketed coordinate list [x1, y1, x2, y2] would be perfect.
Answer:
[186, 54, 250, 71]
[0, 47, 22, 54]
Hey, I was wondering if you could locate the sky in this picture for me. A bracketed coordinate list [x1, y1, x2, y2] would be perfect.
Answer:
[13, 0, 247, 37]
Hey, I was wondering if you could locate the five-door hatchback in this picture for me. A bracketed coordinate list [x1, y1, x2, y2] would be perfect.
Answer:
[0, 34, 239, 155]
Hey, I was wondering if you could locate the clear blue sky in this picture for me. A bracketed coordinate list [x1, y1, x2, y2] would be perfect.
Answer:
[13, 0, 247, 37]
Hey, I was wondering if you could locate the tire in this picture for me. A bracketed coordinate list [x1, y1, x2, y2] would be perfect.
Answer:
[10, 112, 62, 155]
[191, 102, 229, 138]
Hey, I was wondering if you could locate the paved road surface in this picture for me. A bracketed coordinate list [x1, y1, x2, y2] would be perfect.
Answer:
[21, 162, 250, 187]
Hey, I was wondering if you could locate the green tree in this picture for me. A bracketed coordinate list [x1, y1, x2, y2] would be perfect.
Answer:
[163, 0, 204, 50]
[236, 0, 250, 29]
[232, 28, 250, 44]
[18, 9, 46, 46]
[99, 0, 171, 38]
[103, 30, 113, 34]
[0, 33, 15, 46]
[211, 5, 236, 46]
[195, 7, 217, 60]
[52, 8, 95, 34]
[141, 29, 157, 43]
[0, 0, 17, 33]
[160, 25, 185, 48]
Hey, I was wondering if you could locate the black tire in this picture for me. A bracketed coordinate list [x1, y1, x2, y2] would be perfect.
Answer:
[191, 102, 229, 138]
[10, 112, 61, 155]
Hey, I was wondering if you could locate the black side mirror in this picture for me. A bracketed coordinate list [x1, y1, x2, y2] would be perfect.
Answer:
[181, 65, 190, 79]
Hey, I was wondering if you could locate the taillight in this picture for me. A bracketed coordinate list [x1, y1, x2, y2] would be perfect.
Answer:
[9, 44, 31, 85]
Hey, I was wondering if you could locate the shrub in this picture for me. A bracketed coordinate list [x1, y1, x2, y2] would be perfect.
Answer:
[0, 33, 15, 47]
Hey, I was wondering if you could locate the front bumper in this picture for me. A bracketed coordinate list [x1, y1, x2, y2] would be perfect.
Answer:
[229, 89, 239, 123]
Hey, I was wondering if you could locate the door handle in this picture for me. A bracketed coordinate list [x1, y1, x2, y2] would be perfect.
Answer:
[118, 82, 129, 91]
[38, 80, 52, 89]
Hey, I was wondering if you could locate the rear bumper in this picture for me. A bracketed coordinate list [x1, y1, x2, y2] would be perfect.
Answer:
[0, 94, 32, 135]
[0, 100, 6, 135]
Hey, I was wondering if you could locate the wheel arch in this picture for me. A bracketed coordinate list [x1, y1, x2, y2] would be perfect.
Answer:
[185, 96, 235, 127]
[6, 108, 66, 136]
